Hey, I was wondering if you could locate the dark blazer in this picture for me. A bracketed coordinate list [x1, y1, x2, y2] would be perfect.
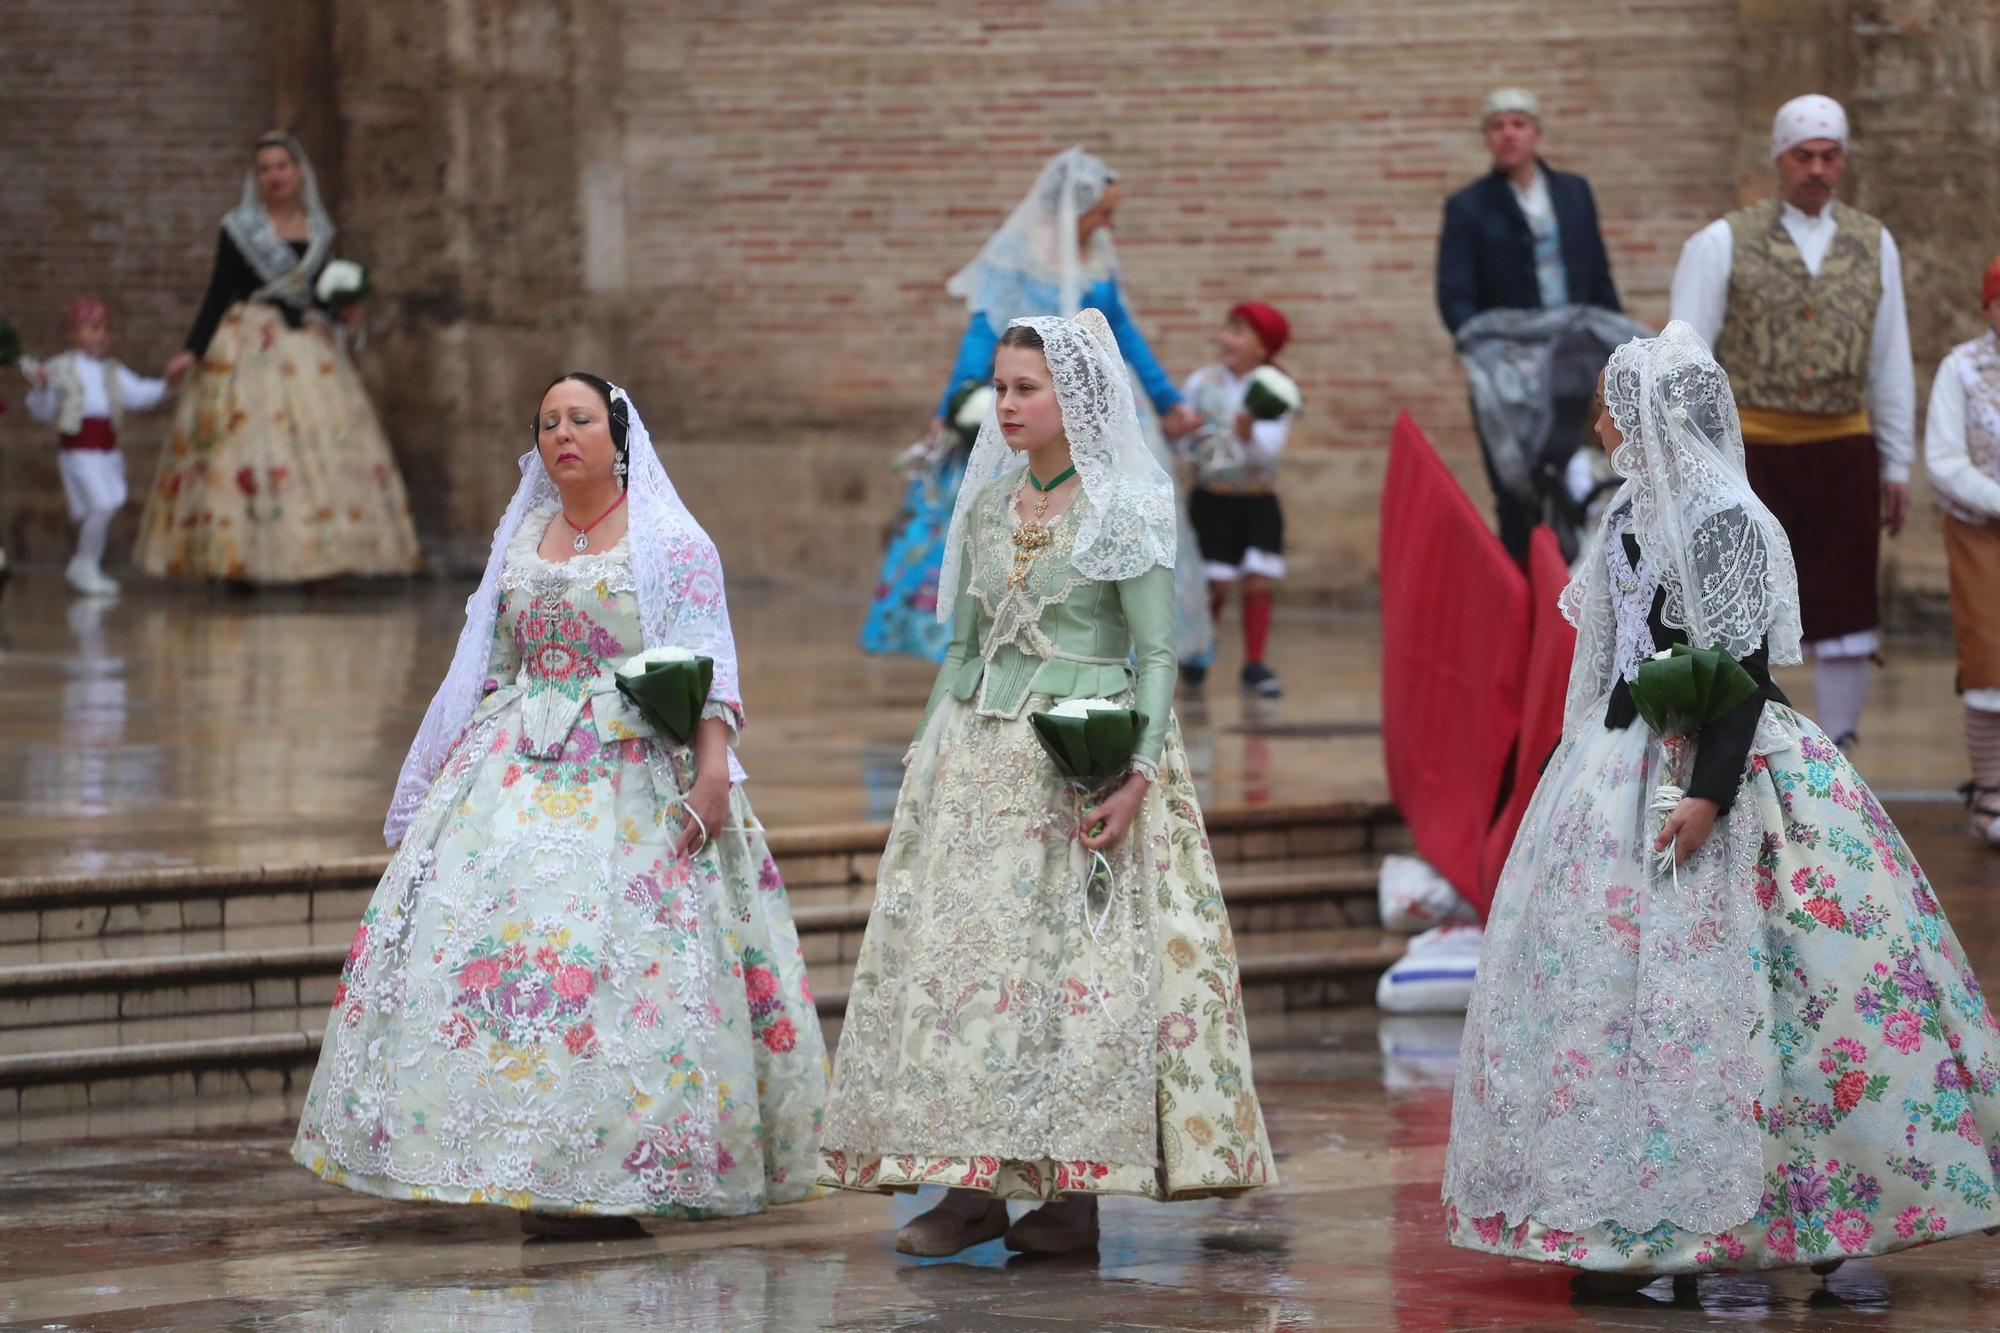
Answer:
[1435, 162, 1621, 335]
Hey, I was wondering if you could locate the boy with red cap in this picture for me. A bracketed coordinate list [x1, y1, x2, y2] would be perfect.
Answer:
[22, 299, 177, 595]
[1923, 255, 2000, 844]
[1178, 301, 1295, 697]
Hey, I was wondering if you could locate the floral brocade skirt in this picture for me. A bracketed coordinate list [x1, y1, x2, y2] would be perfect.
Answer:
[1444, 704, 2000, 1274]
[292, 702, 830, 1218]
[859, 450, 965, 663]
[135, 301, 420, 583]
[818, 695, 1274, 1201]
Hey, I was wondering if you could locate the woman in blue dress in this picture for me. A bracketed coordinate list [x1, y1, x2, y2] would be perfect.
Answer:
[860, 147, 1213, 670]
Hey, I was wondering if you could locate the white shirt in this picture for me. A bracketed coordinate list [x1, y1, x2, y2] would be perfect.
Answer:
[1924, 340, 2000, 524]
[1510, 169, 1570, 309]
[23, 351, 169, 423]
[1178, 365, 1291, 464]
[1668, 201, 1915, 483]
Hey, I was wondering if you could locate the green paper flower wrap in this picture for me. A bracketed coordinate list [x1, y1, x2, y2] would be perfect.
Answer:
[1629, 643, 1760, 738]
[614, 649, 714, 747]
[1029, 703, 1146, 789]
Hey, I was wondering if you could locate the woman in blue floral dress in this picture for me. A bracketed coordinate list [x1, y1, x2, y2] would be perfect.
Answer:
[293, 375, 828, 1235]
[860, 146, 1212, 668]
[1444, 324, 2000, 1291]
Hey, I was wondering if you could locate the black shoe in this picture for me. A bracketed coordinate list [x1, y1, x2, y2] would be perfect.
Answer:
[1179, 663, 1208, 688]
[1240, 662, 1282, 698]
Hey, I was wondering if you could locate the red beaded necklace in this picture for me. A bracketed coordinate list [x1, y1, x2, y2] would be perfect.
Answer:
[562, 491, 627, 553]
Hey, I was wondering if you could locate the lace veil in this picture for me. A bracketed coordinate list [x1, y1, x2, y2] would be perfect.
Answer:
[384, 388, 746, 846]
[1558, 321, 1803, 732]
[946, 146, 1118, 336]
[222, 133, 337, 308]
[936, 310, 1176, 620]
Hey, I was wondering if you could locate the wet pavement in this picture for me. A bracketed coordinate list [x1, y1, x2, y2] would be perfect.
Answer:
[0, 571, 1386, 878]
[3, 1009, 2000, 1329]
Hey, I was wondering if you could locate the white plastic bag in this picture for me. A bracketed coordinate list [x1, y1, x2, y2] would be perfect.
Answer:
[1375, 922, 1483, 1015]
[1378, 854, 1477, 934]
[1378, 1013, 1466, 1090]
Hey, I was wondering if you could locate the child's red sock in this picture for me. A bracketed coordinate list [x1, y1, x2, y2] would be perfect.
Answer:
[1242, 590, 1273, 666]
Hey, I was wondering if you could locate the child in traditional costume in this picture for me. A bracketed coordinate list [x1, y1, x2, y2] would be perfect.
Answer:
[822, 310, 1273, 1257]
[1180, 301, 1295, 697]
[22, 298, 175, 595]
[1923, 255, 2000, 846]
[1444, 322, 2000, 1293]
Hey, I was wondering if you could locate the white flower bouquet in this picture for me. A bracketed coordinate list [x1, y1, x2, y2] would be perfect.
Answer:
[949, 381, 995, 444]
[1241, 365, 1302, 421]
[315, 258, 371, 310]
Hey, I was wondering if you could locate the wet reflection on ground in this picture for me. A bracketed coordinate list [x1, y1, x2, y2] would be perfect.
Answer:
[0, 571, 1388, 876]
[5, 1006, 1999, 1330]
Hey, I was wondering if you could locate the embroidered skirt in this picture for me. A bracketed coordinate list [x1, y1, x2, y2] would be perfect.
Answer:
[819, 695, 1274, 1200]
[135, 302, 420, 583]
[1446, 703, 2000, 1273]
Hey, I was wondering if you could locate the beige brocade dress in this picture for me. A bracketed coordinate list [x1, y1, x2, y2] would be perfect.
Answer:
[819, 481, 1275, 1201]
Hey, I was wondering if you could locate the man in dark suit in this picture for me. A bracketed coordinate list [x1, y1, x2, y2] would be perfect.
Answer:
[1436, 88, 1621, 334]
[1436, 87, 1622, 557]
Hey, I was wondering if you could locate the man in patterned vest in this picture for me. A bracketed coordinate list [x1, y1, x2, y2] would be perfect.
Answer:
[1669, 94, 1914, 753]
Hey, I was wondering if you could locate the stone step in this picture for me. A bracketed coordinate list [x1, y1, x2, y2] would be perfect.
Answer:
[0, 931, 1404, 1103]
[0, 800, 1406, 950]
[0, 801, 1411, 1127]
[0, 866, 1384, 1055]
[0, 858, 1380, 968]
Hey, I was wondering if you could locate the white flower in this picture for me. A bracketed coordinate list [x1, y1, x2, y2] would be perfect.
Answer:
[1046, 697, 1127, 719]
[315, 259, 369, 304]
[617, 645, 696, 678]
[1244, 364, 1302, 418]
[953, 384, 994, 433]
[1652, 649, 1673, 661]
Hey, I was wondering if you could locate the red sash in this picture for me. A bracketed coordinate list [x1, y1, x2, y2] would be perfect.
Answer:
[59, 417, 117, 451]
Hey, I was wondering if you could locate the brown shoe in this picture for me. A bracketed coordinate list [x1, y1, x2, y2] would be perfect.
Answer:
[519, 1211, 647, 1240]
[1003, 1194, 1100, 1255]
[894, 1191, 1010, 1257]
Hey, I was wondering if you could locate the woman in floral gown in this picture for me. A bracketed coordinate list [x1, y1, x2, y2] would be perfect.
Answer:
[138, 132, 419, 584]
[1443, 323, 2000, 1291]
[294, 374, 828, 1235]
[822, 311, 1273, 1257]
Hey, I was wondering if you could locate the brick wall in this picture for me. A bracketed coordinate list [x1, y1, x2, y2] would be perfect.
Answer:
[0, 1, 279, 559]
[616, 0, 1742, 597]
[5, 1, 1989, 613]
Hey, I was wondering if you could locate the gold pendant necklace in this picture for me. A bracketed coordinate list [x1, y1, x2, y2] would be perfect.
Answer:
[1009, 464, 1075, 590]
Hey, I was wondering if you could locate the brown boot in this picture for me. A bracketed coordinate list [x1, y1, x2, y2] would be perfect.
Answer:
[1003, 1194, 1100, 1254]
[894, 1189, 1010, 1257]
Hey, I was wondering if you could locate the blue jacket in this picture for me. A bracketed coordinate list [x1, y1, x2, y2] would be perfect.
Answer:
[1435, 163, 1621, 335]
[939, 274, 1183, 419]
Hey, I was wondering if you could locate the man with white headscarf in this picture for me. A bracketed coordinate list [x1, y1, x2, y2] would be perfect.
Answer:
[1670, 94, 1915, 753]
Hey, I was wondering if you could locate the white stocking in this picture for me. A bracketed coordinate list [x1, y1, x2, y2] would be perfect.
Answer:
[1812, 654, 1869, 742]
[74, 510, 112, 568]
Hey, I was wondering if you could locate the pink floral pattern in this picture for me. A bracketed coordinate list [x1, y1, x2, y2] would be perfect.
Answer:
[294, 545, 828, 1217]
[1448, 714, 2000, 1273]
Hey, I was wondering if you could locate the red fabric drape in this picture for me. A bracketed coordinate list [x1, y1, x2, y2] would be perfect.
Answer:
[1476, 525, 1578, 907]
[1379, 414, 1528, 911]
